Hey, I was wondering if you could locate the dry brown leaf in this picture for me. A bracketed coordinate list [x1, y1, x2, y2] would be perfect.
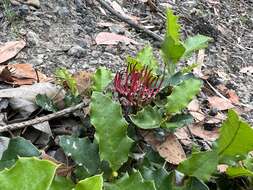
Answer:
[188, 99, 200, 112]
[206, 112, 227, 124]
[0, 64, 50, 85]
[227, 90, 240, 104]
[40, 151, 73, 177]
[189, 125, 219, 141]
[73, 71, 93, 95]
[0, 40, 26, 64]
[144, 132, 186, 165]
[190, 111, 205, 122]
[208, 96, 234, 111]
[95, 32, 138, 45]
[174, 128, 192, 146]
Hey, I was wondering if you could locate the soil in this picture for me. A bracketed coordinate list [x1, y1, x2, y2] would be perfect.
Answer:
[0, 0, 252, 121]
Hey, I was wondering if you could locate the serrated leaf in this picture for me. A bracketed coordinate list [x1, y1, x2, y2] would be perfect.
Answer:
[183, 35, 213, 58]
[218, 110, 253, 157]
[55, 68, 78, 96]
[75, 174, 103, 190]
[50, 176, 75, 190]
[59, 136, 100, 175]
[91, 92, 133, 171]
[92, 67, 113, 92]
[161, 36, 185, 65]
[130, 106, 162, 129]
[1, 137, 40, 161]
[165, 9, 181, 43]
[166, 78, 202, 114]
[105, 171, 156, 190]
[226, 167, 253, 178]
[0, 157, 57, 190]
[136, 46, 158, 72]
[162, 114, 193, 131]
[177, 150, 218, 181]
[36, 94, 58, 112]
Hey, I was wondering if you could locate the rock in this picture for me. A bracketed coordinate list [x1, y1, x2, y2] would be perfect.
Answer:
[67, 45, 86, 58]
[17, 4, 30, 17]
[26, 0, 40, 8]
[56, 6, 70, 17]
[26, 30, 40, 46]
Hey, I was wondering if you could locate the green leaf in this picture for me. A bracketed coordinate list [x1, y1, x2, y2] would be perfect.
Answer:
[0, 157, 57, 190]
[165, 9, 181, 43]
[183, 35, 213, 58]
[162, 114, 193, 131]
[141, 167, 171, 190]
[75, 174, 103, 190]
[226, 167, 253, 178]
[105, 171, 156, 190]
[181, 63, 199, 74]
[36, 94, 58, 112]
[166, 78, 202, 114]
[161, 36, 185, 65]
[218, 110, 253, 157]
[92, 67, 113, 92]
[55, 68, 78, 96]
[90, 92, 133, 171]
[63, 92, 82, 107]
[59, 136, 100, 175]
[1, 137, 40, 161]
[130, 106, 162, 129]
[184, 177, 209, 190]
[136, 46, 158, 72]
[50, 176, 75, 190]
[161, 72, 194, 88]
[177, 150, 218, 181]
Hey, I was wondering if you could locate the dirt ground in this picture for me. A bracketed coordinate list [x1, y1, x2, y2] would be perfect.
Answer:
[0, 0, 252, 120]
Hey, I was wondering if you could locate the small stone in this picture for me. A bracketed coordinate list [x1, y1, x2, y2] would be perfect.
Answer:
[26, 0, 40, 8]
[17, 4, 30, 16]
[67, 45, 86, 58]
[26, 30, 40, 46]
[56, 6, 70, 17]
[109, 25, 125, 34]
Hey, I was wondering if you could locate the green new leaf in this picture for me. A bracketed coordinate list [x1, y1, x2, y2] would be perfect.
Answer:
[177, 150, 218, 181]
[0, 157, 57, 190]
[105, 171, 156, 190]
[130, 106, 162, 129]
[55, 68, 78, 96]
[36, 94, 58, 112]
[183, 35, 213, 58]
[92, 67, 113, 92]
[166, 78, 202, 114]
[226, 167, 253, 178]
[165, 9, 181, 43]
[218, 110, 253, 157]
[59, 136, 100, 175]
[161, 36, 185, 65]
[50, 176, 75, 190]
[91, 92, 133, 171]
[136, 46, 158, 72]
[75, 174, 103, 190]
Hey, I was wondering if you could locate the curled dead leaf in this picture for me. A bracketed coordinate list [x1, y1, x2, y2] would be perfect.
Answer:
[208, 96, 234, 111]
[189, 124, 219, 141]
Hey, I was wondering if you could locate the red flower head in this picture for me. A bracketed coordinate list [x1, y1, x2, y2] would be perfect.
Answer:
[114, 64, 163, 106]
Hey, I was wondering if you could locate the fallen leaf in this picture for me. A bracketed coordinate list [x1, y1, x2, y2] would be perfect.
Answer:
[206, 112, 227, 124]
[144, 132, 186, 165]
[188, 99, 200, 112]
[73, 71, 93, 95]
[227, 90, 240, 104]
[189, 125, 219, 141]
[0, 83, 65, 116]
[174, 128, 192, 146]
[193, 49, 205, 78]
[0, 64, 50, 85]
[0, 40, 26, 64]
[33, 121, 52, 136]
[190, 111, 205, 122]
[208, 96, 234, 111]
[95, 32, 138, 45]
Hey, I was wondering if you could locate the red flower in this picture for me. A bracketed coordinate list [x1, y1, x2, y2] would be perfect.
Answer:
[114, 64, 163, 106]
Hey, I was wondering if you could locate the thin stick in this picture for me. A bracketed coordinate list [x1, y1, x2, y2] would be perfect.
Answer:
[96, 0, 163, 42]
[0, 102, 86, 132]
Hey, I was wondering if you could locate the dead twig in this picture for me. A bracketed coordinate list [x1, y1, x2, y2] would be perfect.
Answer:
[0, 102, 86, 132]
[96, 0, 163, 42]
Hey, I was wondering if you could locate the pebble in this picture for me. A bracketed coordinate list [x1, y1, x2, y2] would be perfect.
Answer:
[67, 45, 86, 58]
[26, 30, 40, 46]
